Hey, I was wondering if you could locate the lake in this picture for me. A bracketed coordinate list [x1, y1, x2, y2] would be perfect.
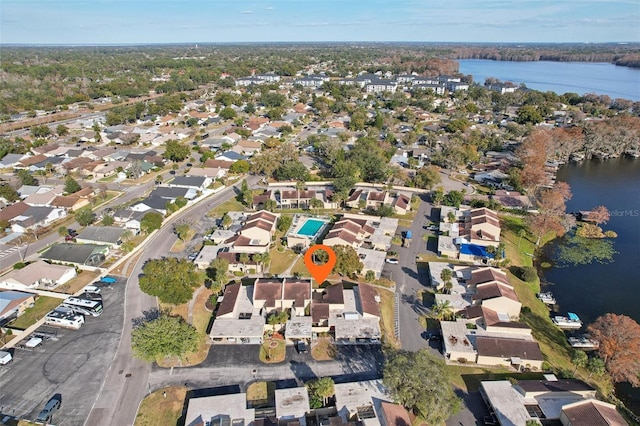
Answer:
[458, 59, 640, 101]
[540, 157, 640, 414]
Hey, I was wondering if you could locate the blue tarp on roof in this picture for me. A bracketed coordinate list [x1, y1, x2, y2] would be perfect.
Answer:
[459, 244, 495, 258]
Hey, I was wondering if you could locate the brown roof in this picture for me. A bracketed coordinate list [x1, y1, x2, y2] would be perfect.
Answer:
[463, 305, 485, 320]
[283, 280, 311, 307]
[203, 159, 233, 169]
[357, 283, 380, 317]
[562, 400, 628, 426]
[394, 194, 410, 209]
[311, 303, 329, 323]
[224, 234, 255, 246]
[247, 210, 277, 225]
[217, 283, 241, 316]
[325, 229, 360, 245]
[473, 282, 519, 303]
[468, 267, 509, 287]
[471, 207, 499, 220]
[280, 190, 315, 201]
[332, 220, 362, 235]
[254, 279, 283, 307]
[18, 154, 48, 167]
[321, 283, 344, 304]
[347, 189, 363, 202]
[216, 252, 259, 266]
[253, 191, 272, 205]
[74, 187, 94, 198]
[238, 139, 263, 149]
[0, 201, 29, 221]
[63, 157, 92, 170]
[51, 195, 82, 208]
[380, 401, 412, 426]
[475, 336, 543, 361]
[240, 219, 273, 233]
[367, 191, 387, 202]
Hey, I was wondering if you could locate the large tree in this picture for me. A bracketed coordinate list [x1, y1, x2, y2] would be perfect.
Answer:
[140, 211, 164, 234]
[64, 176, 82, 194]
[383, 349, 461, 423]
[163, 140, 190, 162]
[412, 166, 441, 190]
[332, 245, 364, 278]
[139, 257, 203, 305]
[206, 258, 229, 293]
[75, 206, 95, 226]
[588, 313, 640, 386]
[131, 314, 198, 362]
[528, 181, 572, 245]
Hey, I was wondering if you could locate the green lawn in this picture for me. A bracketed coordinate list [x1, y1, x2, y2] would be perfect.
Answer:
[290, 256, 310, 277]
[208, 198, 246, 217]
[269, 247, 299, 275]
[447, 365, 545, 392]
[10, 297, 62, 330]
[134, 386, 188, 426]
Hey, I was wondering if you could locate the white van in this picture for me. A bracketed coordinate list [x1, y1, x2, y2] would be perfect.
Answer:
[0, 350, 12, 365]
[84, 285, 101, 294]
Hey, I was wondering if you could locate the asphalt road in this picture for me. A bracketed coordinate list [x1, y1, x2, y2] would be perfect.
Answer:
[0, 276, 126, 425]
[382, 193, 440, 352]
[86, 177, 257, 426]
[148, 344, 384, 392]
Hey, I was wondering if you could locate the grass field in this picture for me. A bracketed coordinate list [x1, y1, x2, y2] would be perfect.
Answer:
[207, 198, 245, 217]
[9, 297, 62, 330]
[246, 381, 275, 408]
[290, 256, 310, 277]
[134, 386, 188, 426]
[56, 270, 101, 294]
[311, 338, 336, 361]
[259, 339, 286, 363]
[268, 247, 299, 275]
[378, 288, 400, 348]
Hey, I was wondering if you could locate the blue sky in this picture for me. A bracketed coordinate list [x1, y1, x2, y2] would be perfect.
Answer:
[2, 0, 639, 44]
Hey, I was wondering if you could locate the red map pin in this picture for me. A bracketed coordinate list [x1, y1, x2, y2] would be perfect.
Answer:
[304, 244, 336, 284]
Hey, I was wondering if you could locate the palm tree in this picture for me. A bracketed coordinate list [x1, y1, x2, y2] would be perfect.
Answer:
[431, 300, 454, 321]
[440, 268, 453, 292]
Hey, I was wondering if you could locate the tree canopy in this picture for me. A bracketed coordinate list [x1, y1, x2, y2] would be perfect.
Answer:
[140, 211, 164, 233]
[588, 313, 640, 386]
[383, 349, 461, 423]
[139, 257, 203, 304]
[131, 314, 198, 362]
[306, 377, 335, 409]
[64, 176, 81, 194]
[75, 206, 95, 226]
[332, 245, 363, 278]
[163, 140, 190, 162]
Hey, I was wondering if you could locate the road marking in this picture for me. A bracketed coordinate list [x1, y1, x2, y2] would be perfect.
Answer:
[0, 246, 20, 259]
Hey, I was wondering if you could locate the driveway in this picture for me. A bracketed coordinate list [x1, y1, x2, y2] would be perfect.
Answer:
[0, 278, 125, 425]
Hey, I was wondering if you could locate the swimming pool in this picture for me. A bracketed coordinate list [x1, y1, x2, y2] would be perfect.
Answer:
[297, 218, 326, 237]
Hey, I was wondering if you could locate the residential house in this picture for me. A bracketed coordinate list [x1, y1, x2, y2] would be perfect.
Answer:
[275, 387, 309, 425]
[560, 399, 628, 426]
[186, 167, 226, 180]
[0, 290, 36, 326]
[0, 260, 76, 290]
[461, 208, 501, 247]
[323, 214, 397, 251]
[184, 393, 255, 426]
[23, 185, 64, 207]
[0, 153, 27, 168]
[278, 189, 316, 209]
[149, 185, 196, 201]
[166, 175, 211, 192]
[11, 206, 66, 233]
[216, 251, 264, 275]
[75, 226, 126, 248]
[392, 193, 411, 215]
[491, 190, 532, 210]
[50, 195, 91, 211]
[334, 380, 407, 426]
[231, 210, 279, 251]
[232, 139, 262, 157]
[41, 243, 109, 267]
[479, 378, 614, 426]
[209, 282, 266, 344]
[112, 208, 160, 232]
[215, 151, 247, 163]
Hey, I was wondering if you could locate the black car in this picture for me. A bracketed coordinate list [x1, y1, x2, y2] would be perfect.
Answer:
[296, 341, 308, 354]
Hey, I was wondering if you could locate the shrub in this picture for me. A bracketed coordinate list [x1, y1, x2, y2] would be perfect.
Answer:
[13, 262, 27, 269]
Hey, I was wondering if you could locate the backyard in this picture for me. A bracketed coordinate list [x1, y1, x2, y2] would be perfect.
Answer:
[9, 296, 62, 330]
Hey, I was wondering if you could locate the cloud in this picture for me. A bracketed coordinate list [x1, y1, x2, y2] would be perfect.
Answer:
[241, 10, 254, 14]
[265, 6, 273, 10]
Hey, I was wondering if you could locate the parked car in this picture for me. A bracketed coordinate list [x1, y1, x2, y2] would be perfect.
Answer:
[25, 337, 43, 348]
[0, 351, 13, 365]
[385, 258, 399, 264]
[67, 228, 77, 237]
[296, 341, 308, 354]
[187, 252, 198, 261]
[84, 285, 101, 293]
[36, 395, 61, 424]
[64, 235, 75, 242]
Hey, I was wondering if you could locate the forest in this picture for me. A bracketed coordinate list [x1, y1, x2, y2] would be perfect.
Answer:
[2, 43, 639, 115]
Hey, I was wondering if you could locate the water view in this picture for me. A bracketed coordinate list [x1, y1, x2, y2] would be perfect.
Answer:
[540, 157, 640, 414]
[459, 59, 640, 101]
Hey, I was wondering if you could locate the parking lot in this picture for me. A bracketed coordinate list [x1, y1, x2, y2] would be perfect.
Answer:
[0, 276, 126, 425]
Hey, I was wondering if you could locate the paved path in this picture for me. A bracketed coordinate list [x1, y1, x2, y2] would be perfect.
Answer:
[281, 254, 302, 277]
[187, 286, 204, 325]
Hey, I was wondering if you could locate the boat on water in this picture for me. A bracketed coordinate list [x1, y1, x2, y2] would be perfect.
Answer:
[552, 312, 583, 330]
[538, 292, 556, 305]
[568, 335, 599, 350]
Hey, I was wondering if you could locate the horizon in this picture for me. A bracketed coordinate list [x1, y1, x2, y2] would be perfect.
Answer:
[2, 0, 639, 45]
